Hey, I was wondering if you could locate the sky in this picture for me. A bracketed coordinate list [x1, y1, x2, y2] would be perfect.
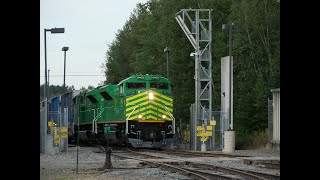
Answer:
[40, 0, 148, 90]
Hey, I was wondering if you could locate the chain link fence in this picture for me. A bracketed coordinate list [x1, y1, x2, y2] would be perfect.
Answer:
[40, 104, 68, 154]
[188, 103, 227, 151]
[40, 107, 47, 154]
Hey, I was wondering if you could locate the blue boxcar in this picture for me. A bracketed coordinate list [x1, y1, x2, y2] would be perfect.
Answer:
[63, 90, 80, 135]
[48, 90, 80, 136]
[48, 96, 60, 124]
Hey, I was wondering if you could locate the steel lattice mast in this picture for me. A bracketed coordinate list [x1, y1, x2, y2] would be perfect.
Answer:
[175, 9, 213, 150]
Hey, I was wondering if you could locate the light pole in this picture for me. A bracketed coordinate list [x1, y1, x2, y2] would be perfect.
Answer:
[44, 27, 65, 122]
[164, 47, 171, 79]
[61, 46, 69, 117]
[48, 69, 50, 99]
[62, 47, 69, 90]
[222, 23, 234, 130]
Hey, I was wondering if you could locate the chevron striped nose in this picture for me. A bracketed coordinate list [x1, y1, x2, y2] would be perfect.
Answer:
[126, 90, 173, 121]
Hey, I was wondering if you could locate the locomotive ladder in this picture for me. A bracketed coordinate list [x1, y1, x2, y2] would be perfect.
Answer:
[92, 108, 105, 134]
[125, 105, 139, 135]
[164, 106, 175, 134]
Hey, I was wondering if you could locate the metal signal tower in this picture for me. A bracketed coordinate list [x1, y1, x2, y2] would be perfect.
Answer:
[175, 9, 213, 150]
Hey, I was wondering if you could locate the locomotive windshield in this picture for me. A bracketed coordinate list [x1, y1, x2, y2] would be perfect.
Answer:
[150, 82, 168, 90]
[126, 82, 146, 90]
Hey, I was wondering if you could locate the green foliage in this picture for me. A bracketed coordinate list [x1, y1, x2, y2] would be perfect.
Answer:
[251, 130, 268, 149]
[78, 85, 95, 92]
[102, 0, 279, 149]
[229, 0, 280, 135]
[235, 130, 254, 150]
[236, 129, 268, 149]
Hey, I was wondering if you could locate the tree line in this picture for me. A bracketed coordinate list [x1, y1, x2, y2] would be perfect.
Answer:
[102, 0, 279, 148]
[40, 84, 95, 101]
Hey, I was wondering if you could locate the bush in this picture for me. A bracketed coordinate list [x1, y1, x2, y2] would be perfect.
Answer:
[235, 129, 268, 150]
[235, 131, 253, 149]
[250, 129, 268, 149]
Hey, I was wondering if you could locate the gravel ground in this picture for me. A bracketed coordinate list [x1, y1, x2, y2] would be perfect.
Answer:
[231, 147, 280, 175]
[40, 146, 279, 179]
[40, 146, 190, 179]
[234, 147, 280, 158]
[101, 168, 190, 180]
[40, 147, 105, 176]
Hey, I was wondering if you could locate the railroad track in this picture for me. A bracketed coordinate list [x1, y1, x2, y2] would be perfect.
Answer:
[230, 168, 280, 180]
[94, 146, 279, 179]
[112, 151, 224, 179]
[111, 148, 278, 179]
[185, 161, 279, 180]
[134, 148, 251, 158]
[136, 148, 280, 171]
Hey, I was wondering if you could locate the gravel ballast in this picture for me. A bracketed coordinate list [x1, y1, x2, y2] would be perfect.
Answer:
[40, 146, 279, 179]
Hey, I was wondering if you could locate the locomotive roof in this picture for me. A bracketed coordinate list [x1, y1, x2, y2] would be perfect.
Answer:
[117, 74, 169, 85]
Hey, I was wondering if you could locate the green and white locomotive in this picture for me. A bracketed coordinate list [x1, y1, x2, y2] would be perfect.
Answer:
[73, 74, 175, 148]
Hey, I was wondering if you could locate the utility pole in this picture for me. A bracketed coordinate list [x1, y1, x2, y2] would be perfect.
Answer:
[164, 47, 171, 79]
[44, 27, 65, 127]
[61, 47, 69, 118]
[76, 101, 80, 174]
[48, 69, 50, 99]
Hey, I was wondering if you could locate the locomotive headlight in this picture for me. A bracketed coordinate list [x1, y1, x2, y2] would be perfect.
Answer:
[138, 114, 143, 119]
[148, 92, 154, 100]
[162, 115, 166, 119]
